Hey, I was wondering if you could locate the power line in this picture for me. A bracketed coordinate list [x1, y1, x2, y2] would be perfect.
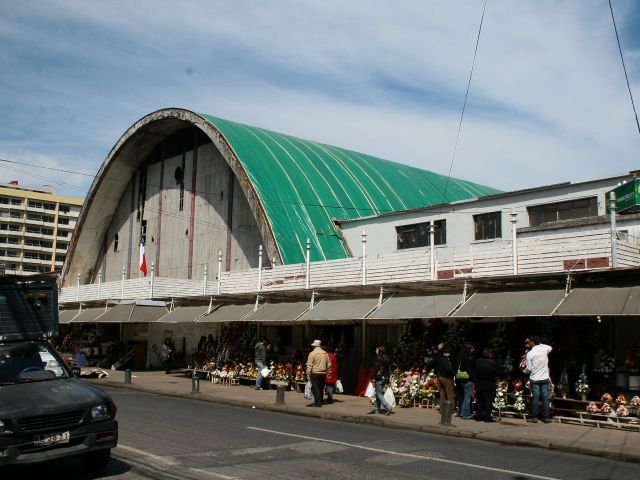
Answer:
[609, 0, 640, 135]
[440, 0, 488, 207]
[0, 158, 96, 177]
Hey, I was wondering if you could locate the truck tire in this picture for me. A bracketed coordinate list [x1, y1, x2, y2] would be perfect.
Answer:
[79, 448, 111, 471]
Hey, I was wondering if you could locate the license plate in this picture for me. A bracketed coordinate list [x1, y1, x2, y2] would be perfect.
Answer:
[34, 431, 70, 446]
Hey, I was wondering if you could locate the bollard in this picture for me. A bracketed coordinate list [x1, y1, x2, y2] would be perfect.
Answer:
[192, 375, 200, 393]
[440, 400, 453, 425]
[124, 369, 131, 384]
[275, 384, 286, 405]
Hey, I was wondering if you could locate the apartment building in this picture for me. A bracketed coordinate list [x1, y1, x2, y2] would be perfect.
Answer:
[0, 180, 83, 275]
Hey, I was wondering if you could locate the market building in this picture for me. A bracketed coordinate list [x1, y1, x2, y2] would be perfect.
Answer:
[57, 108, 640, 405]
[0, 180, 83, 275]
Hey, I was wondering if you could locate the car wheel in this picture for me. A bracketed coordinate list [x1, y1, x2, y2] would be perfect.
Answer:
[79, 448, 111, 471]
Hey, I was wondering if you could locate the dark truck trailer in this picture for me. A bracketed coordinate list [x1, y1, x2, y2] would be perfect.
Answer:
[0, 274, 118, 471]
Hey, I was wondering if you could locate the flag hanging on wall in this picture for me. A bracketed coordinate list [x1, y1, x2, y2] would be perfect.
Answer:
[139, 235, 148, 276]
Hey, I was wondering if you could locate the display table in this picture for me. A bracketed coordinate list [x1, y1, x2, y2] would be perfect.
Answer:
[550, 397, 591, 418]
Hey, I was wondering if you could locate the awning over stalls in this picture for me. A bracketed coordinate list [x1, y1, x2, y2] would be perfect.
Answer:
[243, 301, 311, 323]
[59, 309, 79, 324]
[554, 286, 640, 315]
[367, 293, 462, 323]
[453, 289, 566, 317]
[130, 304, 169, 322]
[155, 305, 210, 323]
[95, 303, 134, 323]
[198, 303, 256, 322]
[70, 306, 110, 323]
[299, 296, 379, 323]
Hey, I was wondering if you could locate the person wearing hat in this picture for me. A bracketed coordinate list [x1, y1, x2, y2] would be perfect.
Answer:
[306, 339, 332, 407]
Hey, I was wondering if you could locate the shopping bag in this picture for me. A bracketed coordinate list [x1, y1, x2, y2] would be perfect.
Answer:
[304, 381, 313, 400]
[260, 367, 271, 378]
[364, 382, 375, 399]
[335, 379, 344, 394]
[383, 386, 396, 409]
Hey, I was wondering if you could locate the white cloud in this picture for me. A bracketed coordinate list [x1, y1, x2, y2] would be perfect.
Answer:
[0, 0, 638, 197]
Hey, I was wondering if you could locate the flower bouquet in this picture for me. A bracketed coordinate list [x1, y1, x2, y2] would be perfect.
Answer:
[615, 394, 627, 406]
[512, 389, 527, 413]
[493, 381, 508, 410]
[601, 393, 613, 403]
[616, 405, 629, 417]
[601, 402, 612, 414]
[575, 373, 590, 400]
[586, 402, 600, 413]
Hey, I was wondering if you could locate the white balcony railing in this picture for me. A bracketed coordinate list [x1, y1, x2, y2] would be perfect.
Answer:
[59, 228, 640, 304]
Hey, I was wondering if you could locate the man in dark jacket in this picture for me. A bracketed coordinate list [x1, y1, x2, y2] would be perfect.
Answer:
[436, 346, 455, 412]
[474, 347, 500, 422]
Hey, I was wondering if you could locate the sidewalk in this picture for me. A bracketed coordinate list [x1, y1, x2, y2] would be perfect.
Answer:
[87, 370, 640, 463]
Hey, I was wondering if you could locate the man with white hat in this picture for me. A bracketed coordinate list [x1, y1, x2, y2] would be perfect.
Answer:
[306, 339, 332, 407]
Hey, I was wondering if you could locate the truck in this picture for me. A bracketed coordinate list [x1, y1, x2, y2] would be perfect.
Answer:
[0, 273, 118, 470]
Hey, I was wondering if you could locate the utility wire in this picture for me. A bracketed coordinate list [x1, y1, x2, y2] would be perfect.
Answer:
[609, 0, 640, 135]
[440, 0, 488, 207]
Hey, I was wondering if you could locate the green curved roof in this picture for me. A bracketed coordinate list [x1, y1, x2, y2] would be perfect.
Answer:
[200, 113, 500, 264]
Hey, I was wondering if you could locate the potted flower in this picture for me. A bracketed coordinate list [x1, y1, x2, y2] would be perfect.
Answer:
[575, 372, 590, 401]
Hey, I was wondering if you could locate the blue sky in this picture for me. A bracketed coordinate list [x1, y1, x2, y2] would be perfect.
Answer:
[1, 0, 639, 198]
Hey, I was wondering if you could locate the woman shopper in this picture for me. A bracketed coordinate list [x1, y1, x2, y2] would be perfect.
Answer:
[474, 347, 500, 422]
[324, 345, 338, 404]
[436, 346, 455, 413]
[455, 343, 476, 420]
[368, 345, 393, 415]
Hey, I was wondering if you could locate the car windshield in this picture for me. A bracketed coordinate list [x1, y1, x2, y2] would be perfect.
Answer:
[0, 341, 70, 384]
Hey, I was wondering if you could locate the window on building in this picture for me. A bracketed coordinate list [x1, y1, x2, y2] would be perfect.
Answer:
[396, 220, 446, 250]
[0, 198, 8, 205]
[27, 214, 42, 221]
[473, 211, 502, 240]
[28, 201, 43, 209]
[8, 224, 19, 232]
[113, 233, 119, 252]
[55, 255, 65, 262]
[10, 211, 21, 218]
[59, 205, 70, 214]
[57, 231, 68, 237]
[11, 198, 21, 206]
[527, 197, 598, 227]
[43, 202, 55, 210]
[57, 217, 69, 225]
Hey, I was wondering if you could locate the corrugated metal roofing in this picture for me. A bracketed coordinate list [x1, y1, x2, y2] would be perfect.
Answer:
[200, 114, 501, 264]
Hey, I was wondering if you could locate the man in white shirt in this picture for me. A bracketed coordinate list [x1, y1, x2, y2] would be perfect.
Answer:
[523, 335, 553, 423]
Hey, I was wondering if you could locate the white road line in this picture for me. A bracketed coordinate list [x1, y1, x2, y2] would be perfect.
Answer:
[117, 444, 239, 479]
[247, 426, 561, 480]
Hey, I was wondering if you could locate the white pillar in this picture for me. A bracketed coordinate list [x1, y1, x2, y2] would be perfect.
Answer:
[511, 208, 518, 275]
[610, 191, 617, 268]
[429, 221, 436, 280]
[203, 265, 208, 295]
[98, 269, 102, 300]
[149, 262, 155, 299]
[257, 245, 263, 292]
[76, 273, 80, 301]
[361, 229, 367, 286]
[217, 251, 222, 295]
[121, 266, 126, 299]
[305, 238, 311, 289]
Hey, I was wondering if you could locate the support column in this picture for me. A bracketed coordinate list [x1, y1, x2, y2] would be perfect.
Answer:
[610, 191, 617, 268]
[429, 221, 436, 280]
[361, 230, 367, 286]
[305, 238, 311, 289]
[257, 245, 263, 292]
[217, 251, 222, 295]
[150, 262, 155, 299]
[511, 208, 518, 275]
[121, 266, 126, 299]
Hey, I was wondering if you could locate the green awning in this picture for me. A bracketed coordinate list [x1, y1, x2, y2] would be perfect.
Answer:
[71, 306, 110, 323]
[156, 305, 210, 323]
[299, 296, 379, 323]
[198, 303, 256, 322]
[555, 286, 640, 315]
[59, 309, 80, 324]
[453, 289, 566, 317]
[243, 301, 311, 323]
[368, 293, 462, 320]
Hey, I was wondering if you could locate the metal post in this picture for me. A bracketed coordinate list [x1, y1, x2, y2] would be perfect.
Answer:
[305, 238, 311, 289]
[610, 192, 617, 268]
[121, 266, 126, 299]
[511, 208, 518, 275]
[76, 273, 80, 301]
[203, 264, 208, 295]
[124, 369, 131, 384]
[149, 262, 155, 299]
[192, 374, 200, 393]
[275, 384, 286, 405]
[361, 229, 367, 286]
[98, 269, 102, 300]
[257, 245, 263, 292]
[429, 221, 436, 280]
[440, 400, 453, 425]
[217, 251, 222, 295]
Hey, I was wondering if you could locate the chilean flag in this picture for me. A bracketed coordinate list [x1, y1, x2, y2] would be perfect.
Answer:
[139, 235, 148, 276]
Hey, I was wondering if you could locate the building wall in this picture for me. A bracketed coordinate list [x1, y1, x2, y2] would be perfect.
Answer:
[97, 133, 263, 282]
[0, 182, 82, 275]
[340, 175, 632, 257]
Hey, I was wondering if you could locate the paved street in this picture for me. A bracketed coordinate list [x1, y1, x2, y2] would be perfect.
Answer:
[5, 386, 639, 479]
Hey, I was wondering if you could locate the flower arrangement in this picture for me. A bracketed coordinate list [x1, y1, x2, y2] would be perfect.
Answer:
[630, 396, 640, 407]
[601, 393, 612, 403]
[595, 353, 616, 375]
[390, 367, 438, 405]
[624, 347, 640, 372]
[601, 403, 612, 414]
[294, 364, 305, 382]
[493, 381, 508, 410]
[586, 402, 600, 413]
[575, 373, 590, 394]
[616, 394, 627, 405]
[616, 405, 629, 417]
[512, 389, 526, 413]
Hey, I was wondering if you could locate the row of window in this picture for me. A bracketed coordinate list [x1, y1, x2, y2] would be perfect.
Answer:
[0, 197, 73, 214]
[396, 197, 599, 250]
[0, 250, 63, 261]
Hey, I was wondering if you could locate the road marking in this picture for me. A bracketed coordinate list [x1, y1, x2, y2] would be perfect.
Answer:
[247, 426, 561, 480]
[117, 444, 239, 479]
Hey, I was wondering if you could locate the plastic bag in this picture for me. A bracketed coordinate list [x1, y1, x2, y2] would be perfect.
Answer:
[335, 379, 344, 394]
[383, 386, 396, 409]
[260, 367, 271, 378]
[304, 381, 313, 400]
[364, 382, 375, 399]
